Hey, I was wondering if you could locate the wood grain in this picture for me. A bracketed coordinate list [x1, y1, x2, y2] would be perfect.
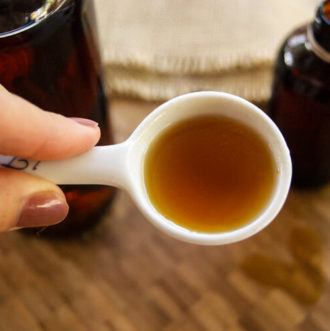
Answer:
[0, 98, 329, 331]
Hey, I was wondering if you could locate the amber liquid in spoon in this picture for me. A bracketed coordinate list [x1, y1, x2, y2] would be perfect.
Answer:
[144, 115, 276, 233]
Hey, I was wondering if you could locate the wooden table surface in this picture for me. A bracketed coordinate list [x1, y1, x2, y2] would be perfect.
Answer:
[0, 98, 329, 331]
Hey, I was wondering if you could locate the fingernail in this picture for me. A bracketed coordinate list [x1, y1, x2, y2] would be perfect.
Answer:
[70, 117, 99, 128]
[17, 192, 69, 228]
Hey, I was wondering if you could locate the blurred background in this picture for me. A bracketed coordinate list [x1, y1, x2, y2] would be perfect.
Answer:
[96, 0, 320, 103]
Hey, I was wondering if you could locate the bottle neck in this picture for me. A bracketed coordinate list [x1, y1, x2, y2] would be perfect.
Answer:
[307, 24, 330, 63]
[310, 0, 330, 53]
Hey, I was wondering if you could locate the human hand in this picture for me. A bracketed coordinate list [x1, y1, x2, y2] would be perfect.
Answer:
[0, 85, 101, 232]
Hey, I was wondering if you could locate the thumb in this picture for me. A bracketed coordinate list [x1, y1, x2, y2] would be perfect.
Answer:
[0, 169, 68, 232]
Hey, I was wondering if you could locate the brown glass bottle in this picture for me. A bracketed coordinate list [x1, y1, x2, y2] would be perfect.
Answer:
[0, 0, 116, 235]
[269, 1, 330, 187]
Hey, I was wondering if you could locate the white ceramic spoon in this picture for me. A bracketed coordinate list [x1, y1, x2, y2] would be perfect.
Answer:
[0, 92, 292, 245]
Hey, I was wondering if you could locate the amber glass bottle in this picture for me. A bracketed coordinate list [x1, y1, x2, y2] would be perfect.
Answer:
[269, 1, 330, 187]
[0, 0, 116, 235]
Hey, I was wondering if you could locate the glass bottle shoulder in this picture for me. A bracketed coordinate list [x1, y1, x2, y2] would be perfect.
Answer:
[276, 25, 330, 85]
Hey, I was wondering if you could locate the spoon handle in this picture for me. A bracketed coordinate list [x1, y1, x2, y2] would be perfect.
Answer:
[0, 143, 128, 188]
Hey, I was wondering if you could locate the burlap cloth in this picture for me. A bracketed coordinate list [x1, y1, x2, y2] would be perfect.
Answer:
[95, 0, 320, 102]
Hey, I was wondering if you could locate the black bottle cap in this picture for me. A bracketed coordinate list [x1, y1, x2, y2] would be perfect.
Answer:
[312, 0, 330, 52]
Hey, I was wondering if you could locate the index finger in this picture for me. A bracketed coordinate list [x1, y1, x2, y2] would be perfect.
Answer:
[0, 86, 101, 161]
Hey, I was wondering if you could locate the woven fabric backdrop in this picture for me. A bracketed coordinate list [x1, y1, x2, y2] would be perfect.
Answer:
[95, 0, 320, 102]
